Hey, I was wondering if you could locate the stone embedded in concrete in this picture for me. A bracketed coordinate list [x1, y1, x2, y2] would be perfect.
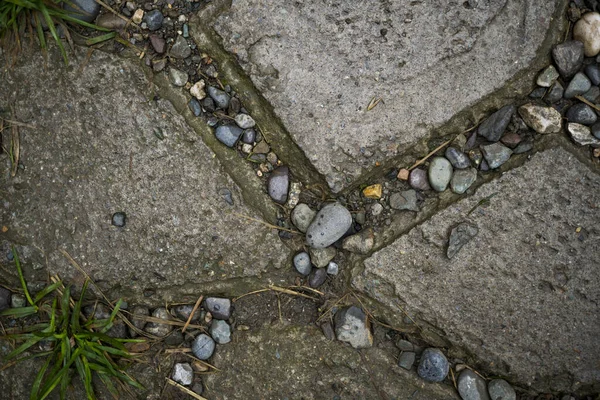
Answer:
[214, 0, 561, 192]
[0, 48, 291, 303]
[354, 148, 600, 393]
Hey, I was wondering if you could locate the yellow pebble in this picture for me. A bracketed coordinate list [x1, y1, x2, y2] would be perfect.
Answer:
[363, 184, 382, 199]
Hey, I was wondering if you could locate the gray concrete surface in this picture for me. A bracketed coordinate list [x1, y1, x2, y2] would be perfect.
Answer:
[0, 48, 292, 303]
[214, 0, 565, 192]
[354, 147, 600, 394]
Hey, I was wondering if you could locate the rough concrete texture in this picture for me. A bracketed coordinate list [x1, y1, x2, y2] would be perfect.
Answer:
[214, 0, 563, 191]
[354, 148, 600, 393]
[0, 48, 292, 303]
[204, 323, 460, 399]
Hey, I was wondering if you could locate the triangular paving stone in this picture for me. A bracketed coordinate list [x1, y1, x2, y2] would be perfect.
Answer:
[214, 0, 564, 192]
[354, 147, 600, 393]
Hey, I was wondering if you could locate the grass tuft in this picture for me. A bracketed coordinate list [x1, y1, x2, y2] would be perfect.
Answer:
[0, 246, 144, 399]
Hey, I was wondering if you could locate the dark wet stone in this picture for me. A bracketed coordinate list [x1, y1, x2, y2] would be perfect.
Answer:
[188, 98, 202, 117]
[320, 320, 335, 341]
[207, 116, 218, 127]
[552, 41, 585, 79]
[228, 97, 241, 116]
[444, 147, 471, 169]
[144, 10, 164, 31]
[481, 143, 513, 169]
[241, 129, 256, 144]
[306, 203, 353, 249]
[165, 330, 184, 346]
[192, 334, 215, 360]
[217, 188, 234, 206]
[468, 149, 483, 167]
[201, 97, 216, 113]
[417, 348, 449, 382]
[478, 105, 515, 142]
[267, 166, 289, 204]
[545, 82, 564, 103]
[389, 190, 419, 211]
[592, 121, 600, 139]
[215, 125, 243, 148]
[0, 287, 11, 312]
[500, 133, 522, 149]
[111, 212, 126, 227]
[582, 86, 600, 102]
[513, 138, 534, 154]
[585, 64, 600, 85]
[149, 34, 166, 54]
[566, 103, 598, 125]
[458, 370, 490, 400]
[64, 0, 100, 22]
[564, 72, 591, 99]
[170, 36, 191, 59]
[293, 252, 312, 276]
[465, 130, 477, 150]
[207, 86, 230, 109]
[480, 159, 490, 171]
[529, 87, 546, 99]
[309, 268, 327, 288]
[249, 153, 266, 163]
[398, 352, 416, 370]
[447, 223, 479, 259]
[204, 297, 231, 320]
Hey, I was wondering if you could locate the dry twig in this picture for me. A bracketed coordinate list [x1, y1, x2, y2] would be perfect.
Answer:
[165, 378, 209, 400]
[182, 295, 203, 333]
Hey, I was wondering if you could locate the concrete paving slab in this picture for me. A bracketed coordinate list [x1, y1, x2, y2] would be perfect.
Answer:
[0, 49, 292, 303]
[213, 0, 565, 192]
[354, 147, 600, 393]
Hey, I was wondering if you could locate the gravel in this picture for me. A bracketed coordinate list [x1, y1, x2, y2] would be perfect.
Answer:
[144, 307, 173, 337]
[306, 203, 352, 249]
[308, 268, 328, 288]
[210, 320, 232, 344]
[308, 246, 336, 268]
[552, 40, 584, 79]
[417, 348, 449, 382]
[267, 166, 290, 204]
[341, 228, 375, 254]
[241, 129, 256, 144]
[291, 203, 316, 233]
[149, 34, 166, 54]
[398, 352, 416, 370]
[428, 157, 453, 192]
[334, 306, 373, 349]
[537, 65, 560, 87]
[293, 252, 312, 276]
[204, 297, 232, 320]
[215, 125, 243, 148]
[111, 212, 126, 227]
[545, 82, 564, 103]
[409, 168, 431, 191]
[192, 334, 216, 360]
[172, 363, 194, 386]
[481, 143, 513, 169]
[518, 104, 562, 134]
[564, 72, 591, 99]
[129, 306, 149, 337]
[477, 104, 515, 142]
[566, 103, 598, 125]
[170, 36, 191, 59]
[168, 68, 188, 87]
[450, 168, 477, 194]
[0, 287, 11, 312]
[188, 98, 202, 117]
[326, 261, 339, 275]
[234, 113, 256, 129]
[585, 64, 600, 85]
[207, 86, 230, 109]
[458, 369, 490, 400]
[65, 0, 100, 22]
[568, 122, 600, 146]
[143, 9, 164, 31]
[445, 147, 471, 169]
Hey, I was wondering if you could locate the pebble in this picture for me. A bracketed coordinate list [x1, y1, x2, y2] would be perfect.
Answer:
[172, 363, 194, 386]
[573, 12, 600, 56]
[396, 339, 414, 352]
[291, 203, 316, 233]
[518, 104, 562, 134]
[564, 72, 591, 99]
[583, 86, 600, 102]
[342, 228, 374, 254]
[398, 352, 416, 370]
[207, 86, 230, 109]
[566, 103, 598, 125]
[397, 168, 410, 180]
[10, 294, 26, 308]
[568, 122, 600, 145]
[389, 190, 419, 211]
[144, 308, 173, 337]
[111, 212, 126, 227]
[309, 247, 336, 268]
[370, 203, 384, 216]
[253, 141, 270, 154]
[488, 379, 516, 400]
[192, 334, 215, 360]
[0, 287, 11, 311]
[129, 306, 149, 337]
[477, 104, 515, 142]
[228, 97, 241, 115]
[529, 87, 546, 99]
[209, 320, 232, 344]
[149, 34, 166, 54]
[334, 306, 373, 349]
[428, 157, 453, 192]
[481, 143, 512, 169]
[143, 10, 163, 31]
[152, 58, 166, 72]
[417, 348, 449, 382]
[168, 68, 188, 87]
[215, 125, 243, 148]
[192, 382, 204, 395]
[173, 305, 200, 322]
[447, 223, 479, 259]
[96, 14, 127, 30]
[320, 321, 336, 341]
[451, 168, 477, 194]
[170, 36, 191, 59]
[309, 268, 328, 288]
[241, 129, 256, 144]
[188, 98, 202, 117]
[552, 41, 584, 78]
[326, 261, 339, 275]
[363, 184, 382, 199]
[306, 203, 353, 249]
[585, 64, 600, 86]
[293, 252, 312, 276]
[500, 133, 522, 149]
[409, 168, 431, 191]
[218, 188, 234, 205]
[536, 65, 559, 87]
[204, 297, 231, 320]
[445, 147, 471, 169]
[65, 0, 100, 22]
[190, 80, 206, 100]
[201, 97, 216, 112]
[267, 152, 278, 166]
[267, 166, 290, 204]
[592, 121, 600, 139]
[513, 139, 534, 154]
[235, 114, 256, 129]
[458, 369, 490, 400]
[132, 8, 144, 24]
[545, 82, 564, 103]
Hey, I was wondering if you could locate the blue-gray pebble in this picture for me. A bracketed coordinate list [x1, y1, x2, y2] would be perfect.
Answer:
[267, 166, 289, 204]
[488, 379, 516, 400]
[241, 129, 256, 144]
[192, 334, 215, 360]
[445, 147, 471, 169]
[144, 10, 163, 31]
[477, 104, 515, 142]
[481, 143, 512, 169]
[306, 203, 352, 249]
[209, 320, 231, 344]
[417, 348, 449, 382]
[188, 98, 202, 117]
[64, 0, 100, 22]
[566, 103, 597, 125]
[204, 297, 231, 320]
[293, 252, 312, 276]
[112, 212, 126, 227]
[207, 86, 230, 109]
[585, 64, 600, 86]
[428, 157, 453, 192]
[215, 125, 243, 147]
[564, 72, 591, 99]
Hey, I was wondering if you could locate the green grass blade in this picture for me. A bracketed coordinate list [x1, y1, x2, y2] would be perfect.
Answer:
[75, 332, 126, 351]
[5, 336, 44, 360]
[38, 348, 81, 400]
[97, 371, 118, 398]
[0, 306, 38, 318]
[33, 281, 62, 305]
[11, 246, 35, 307]
[85, 31, 116, 46]
[71, 280, 88, 332]
[38, 2, 67, 65]
[29, 354, 53, 400]
[33, 11, 47, 50]
[81, 355, 95, 400]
